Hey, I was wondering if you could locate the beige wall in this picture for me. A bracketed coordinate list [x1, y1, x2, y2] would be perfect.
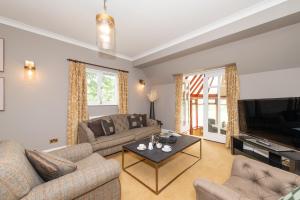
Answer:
[0, 24, 150, 150]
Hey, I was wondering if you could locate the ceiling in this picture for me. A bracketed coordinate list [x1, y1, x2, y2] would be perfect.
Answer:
[0, 0, 299, 65]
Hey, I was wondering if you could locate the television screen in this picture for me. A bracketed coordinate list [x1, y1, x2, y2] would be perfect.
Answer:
[238, 97, 300, 149]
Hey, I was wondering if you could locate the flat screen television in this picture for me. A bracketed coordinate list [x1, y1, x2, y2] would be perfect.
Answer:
[238, 97, 300, 150]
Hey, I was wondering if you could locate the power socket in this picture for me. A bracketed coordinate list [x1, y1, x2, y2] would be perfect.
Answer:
[49, 138, 58, 144]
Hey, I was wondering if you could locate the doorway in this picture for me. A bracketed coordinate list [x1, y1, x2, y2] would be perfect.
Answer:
[185, 69, 227, 143]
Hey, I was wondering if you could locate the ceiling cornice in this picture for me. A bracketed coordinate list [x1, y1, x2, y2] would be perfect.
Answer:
[0, 16, 133, 61]
[0, 0, 289, 64]
[131, 0, 288, 61]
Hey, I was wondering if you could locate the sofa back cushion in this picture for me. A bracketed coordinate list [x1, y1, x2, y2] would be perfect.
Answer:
[0, 140, 43, 200]
[110, 114, 129, 133]
[127, 115, 142, 129]
[88, 119, 105, 137]
[101, 118, 116, 136]
[87, 114, 133, 135]
[134, 114, 147, 127]
[231, 155, 300, 197]
[87, 116, 111, 137]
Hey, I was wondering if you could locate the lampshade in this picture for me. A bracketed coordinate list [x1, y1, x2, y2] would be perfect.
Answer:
[147, 89, 159, 102]
[24, 60, 36, 80]
[96, 2, 115, 50]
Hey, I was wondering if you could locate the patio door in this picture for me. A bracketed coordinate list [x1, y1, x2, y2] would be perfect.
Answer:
[203, 69, 227, 143]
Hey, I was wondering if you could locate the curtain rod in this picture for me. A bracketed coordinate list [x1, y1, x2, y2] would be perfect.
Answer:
[67, 58, 129, 73]
[173, 63, 236, 77]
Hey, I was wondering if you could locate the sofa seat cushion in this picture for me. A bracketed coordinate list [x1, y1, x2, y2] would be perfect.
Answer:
[224, 176, 281, 200]
[133, 126, 161, 140]
[92, 132, 135, 151]
[76, 153, 106, 170]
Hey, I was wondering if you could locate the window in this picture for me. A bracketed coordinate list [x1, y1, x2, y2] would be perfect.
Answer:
[86, 68, 118, 105]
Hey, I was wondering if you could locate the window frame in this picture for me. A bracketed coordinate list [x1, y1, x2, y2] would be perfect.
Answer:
[86, 67, 119, 106]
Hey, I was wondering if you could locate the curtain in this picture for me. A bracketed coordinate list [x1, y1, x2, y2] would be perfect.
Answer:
[175, 74, 183, 133]
[225, 65, 240, 148]
[67, 61, 88, 145]
[118, 71, 128, 114]
[181, 78, 190, 133]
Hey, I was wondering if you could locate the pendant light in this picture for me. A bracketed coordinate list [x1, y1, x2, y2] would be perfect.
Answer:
[96, 0, 115, 50]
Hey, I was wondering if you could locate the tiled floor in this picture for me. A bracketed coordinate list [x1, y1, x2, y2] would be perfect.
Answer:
[108, 139, 234, 200]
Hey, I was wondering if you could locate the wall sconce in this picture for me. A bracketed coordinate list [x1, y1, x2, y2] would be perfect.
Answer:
[24, 60, 36, 80]
[139, 79, 145, 87]
[137, 79, 145, 91]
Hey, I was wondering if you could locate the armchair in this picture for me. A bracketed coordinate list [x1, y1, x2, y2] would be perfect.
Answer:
[194, 155, 300, 200]
[0, 140, 121, 200]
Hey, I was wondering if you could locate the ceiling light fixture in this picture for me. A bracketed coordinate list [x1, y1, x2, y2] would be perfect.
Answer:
[96, 0, 115, 51]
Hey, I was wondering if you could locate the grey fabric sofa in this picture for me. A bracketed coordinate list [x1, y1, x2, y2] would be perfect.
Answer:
[78, 114, 161, 156]
[0, 140, 121, 200]
[194, 155, 300, 200]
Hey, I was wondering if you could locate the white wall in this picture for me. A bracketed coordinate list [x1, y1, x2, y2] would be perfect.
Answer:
[0, 24, 149, 150]
[143, 23, 300, 131]
[143, 22, 300, 85]
[153, 67, 300, 131]
[152, 84, 175, 130]
[240, 67, 300, 99]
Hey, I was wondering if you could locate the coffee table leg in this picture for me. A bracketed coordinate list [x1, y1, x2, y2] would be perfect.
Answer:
[155, 163, 159, 194]
[122, 149, 125, 169]
[200, 140, 202, 159]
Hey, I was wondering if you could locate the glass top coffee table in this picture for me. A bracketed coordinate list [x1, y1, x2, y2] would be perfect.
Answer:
[122, 134, 202, 194]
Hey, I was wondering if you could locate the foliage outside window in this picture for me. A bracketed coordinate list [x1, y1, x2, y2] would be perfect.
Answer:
[86, 68, 118, 105]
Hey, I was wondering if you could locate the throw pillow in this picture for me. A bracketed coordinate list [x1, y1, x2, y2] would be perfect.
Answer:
[128, 114, 142, 129]
[100, 118, 116, 136]
[279, 187, 300, 200]
[88, 119, 105, 138]
[134, 114, 147, 127]
[25, 150, 77, 181]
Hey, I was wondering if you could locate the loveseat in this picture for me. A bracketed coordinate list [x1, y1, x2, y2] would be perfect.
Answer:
[78, 114, 161, 156]
[194, 155, 300, 200]
[0, 140, 121, 200]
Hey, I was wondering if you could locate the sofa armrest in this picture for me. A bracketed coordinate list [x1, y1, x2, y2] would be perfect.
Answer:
[78, 122, 96, 143]
[194, 179, 248, 200]
[147, 118, 158, 127]
[49, 143, 93, 162]
[22, 159, 120, 200]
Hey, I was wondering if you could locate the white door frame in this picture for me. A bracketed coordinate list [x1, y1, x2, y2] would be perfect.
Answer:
[203, 69, 226, 143]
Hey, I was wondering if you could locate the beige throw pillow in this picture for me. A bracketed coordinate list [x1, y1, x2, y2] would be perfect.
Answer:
[25, 150, 77, 181]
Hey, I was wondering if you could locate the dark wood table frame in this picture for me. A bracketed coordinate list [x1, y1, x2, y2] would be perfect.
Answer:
[122, 139, 202, 195]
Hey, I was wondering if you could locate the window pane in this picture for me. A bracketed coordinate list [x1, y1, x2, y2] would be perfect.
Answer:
[101, 74, 116, 104]
[86, 69, 118, 106]
[208, 76, 218, 87]
[208, 87, 217, 94]
[87, 70, 100, 105]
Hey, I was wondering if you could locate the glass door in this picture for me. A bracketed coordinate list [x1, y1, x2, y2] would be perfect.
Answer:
[203, 69, 227, 143]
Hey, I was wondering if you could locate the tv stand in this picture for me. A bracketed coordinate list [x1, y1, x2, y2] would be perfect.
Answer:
[231, 135, 300, 175]
[256, 139, 271, 146]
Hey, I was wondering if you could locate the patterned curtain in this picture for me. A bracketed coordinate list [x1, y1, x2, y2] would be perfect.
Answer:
[225, 65, 240, 148]
[67, 61, 88, 145]
[175, 74, 183, 133]
[118, 71, 128, 114]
